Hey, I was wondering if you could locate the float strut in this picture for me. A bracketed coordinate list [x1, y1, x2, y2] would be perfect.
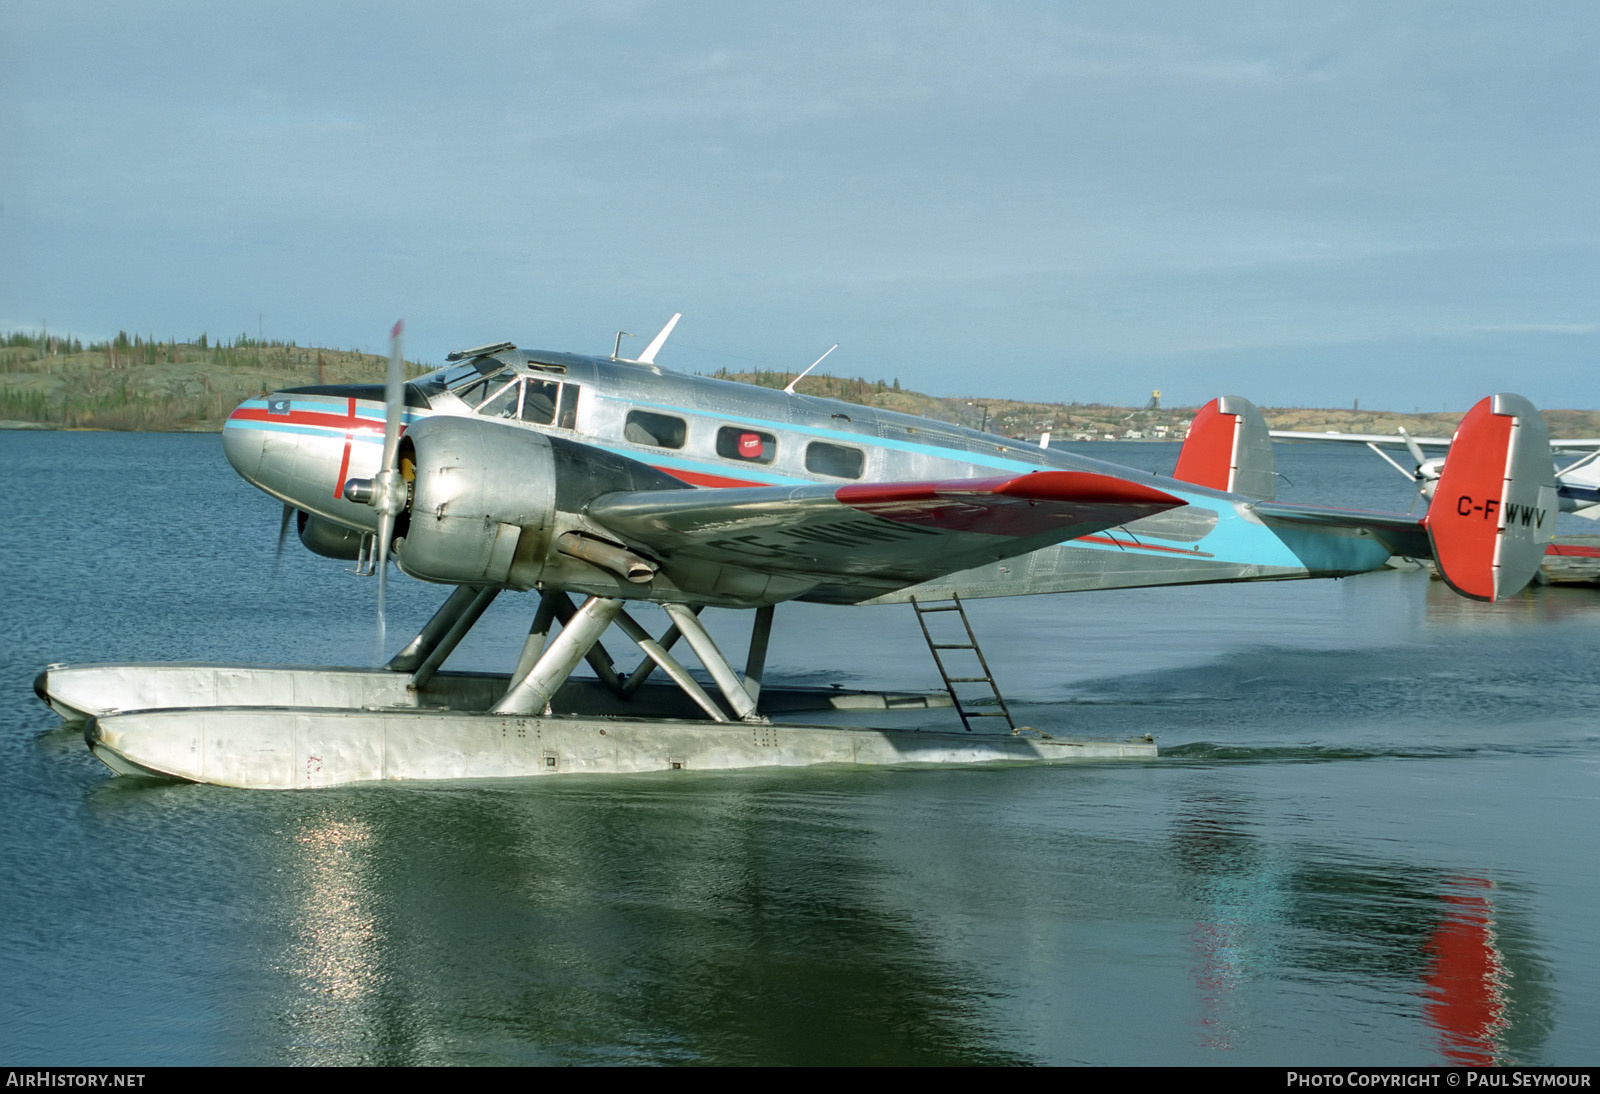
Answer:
[386, 584, 485, 673]
[612, 610, 730, 723]
[545, 592, 625, 695]
[662, 603, 763, 722]
[493, 596, 625, 715]
[509, 592, 562, 681]
[744, 605, 774, 706]
[409, 586, 500, 689]
[619, 606, 700, 698]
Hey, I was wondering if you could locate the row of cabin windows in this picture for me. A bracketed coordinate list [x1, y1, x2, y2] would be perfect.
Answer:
[625, 409, 865, 480]
[456, 375, 865, 480]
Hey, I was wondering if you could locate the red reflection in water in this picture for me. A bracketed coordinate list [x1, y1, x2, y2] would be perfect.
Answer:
[1423, 877, 1507, 1066]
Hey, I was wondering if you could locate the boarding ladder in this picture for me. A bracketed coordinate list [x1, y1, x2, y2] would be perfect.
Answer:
[910, 594, 1017, 732]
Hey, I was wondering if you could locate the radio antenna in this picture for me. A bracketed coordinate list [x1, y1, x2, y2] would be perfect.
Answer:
[784, 344, 838, 394]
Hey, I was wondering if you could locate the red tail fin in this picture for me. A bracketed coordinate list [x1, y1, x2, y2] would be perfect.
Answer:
[1173, 395, 1276, 500]
[1424, 394, 1556, 601]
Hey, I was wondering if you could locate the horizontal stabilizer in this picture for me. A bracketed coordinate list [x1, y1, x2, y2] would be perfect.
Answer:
[1424, 393, 1557, 601]
[1248, 502, 1431, 561]
[1173, 395, 1276, 500]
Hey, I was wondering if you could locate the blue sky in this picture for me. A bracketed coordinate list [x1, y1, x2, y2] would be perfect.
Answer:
[3, 2, 1596, 410]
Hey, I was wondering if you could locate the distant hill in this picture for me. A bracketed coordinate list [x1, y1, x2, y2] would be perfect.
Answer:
[3, 331, 1597, 438]
[708, 368, 1600, 441]
[0, 331, 423, 431]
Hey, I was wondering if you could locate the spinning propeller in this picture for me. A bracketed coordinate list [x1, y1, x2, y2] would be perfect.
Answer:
[341, 321, 410, 659]
[273, 502, 294, 578]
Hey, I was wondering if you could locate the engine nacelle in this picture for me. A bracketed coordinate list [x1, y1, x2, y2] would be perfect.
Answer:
[394, 417, 559, 588]
[297, 510, 366, 560]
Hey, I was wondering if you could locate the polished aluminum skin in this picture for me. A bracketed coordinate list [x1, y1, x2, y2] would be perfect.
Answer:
[221, 345, 1405, 610]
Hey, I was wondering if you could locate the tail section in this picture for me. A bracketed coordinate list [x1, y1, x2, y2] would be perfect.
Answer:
[1173, 395, 1276, 501]
[1424, 394, 1557, 601]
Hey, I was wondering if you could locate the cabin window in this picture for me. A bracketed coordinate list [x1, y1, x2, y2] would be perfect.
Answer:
[804, 441, 864, 479]
[624, 410, 687, 449]
[716, 426, 776, 464]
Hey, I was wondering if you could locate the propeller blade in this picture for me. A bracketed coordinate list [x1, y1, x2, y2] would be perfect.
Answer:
[273, 502, 294, 577]
[1397, 428, 1427, 472]
[374, 319, 406, 661]
[382, 319, 405, 473]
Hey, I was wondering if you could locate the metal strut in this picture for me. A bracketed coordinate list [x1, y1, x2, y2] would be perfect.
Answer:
[494, 596, 773, 723]
[662, 603, 766, 722]
[386, 584, 499, 679]
[910, 594, 1016, 732]
[493, 596, 625, 715]
[618, 605, 700, 698]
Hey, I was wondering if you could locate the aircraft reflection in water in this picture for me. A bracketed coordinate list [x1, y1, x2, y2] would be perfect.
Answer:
[1169, 798, 1545, 1065]
[37, 316, 1566, 786]
[243, 780, 1550, 1064]
[256, 798, 1035, 1066]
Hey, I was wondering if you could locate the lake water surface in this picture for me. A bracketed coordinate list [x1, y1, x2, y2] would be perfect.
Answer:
[2, 431, 1597, 1065]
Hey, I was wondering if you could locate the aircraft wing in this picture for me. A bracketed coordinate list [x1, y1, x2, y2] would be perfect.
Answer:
[1270, 429, 1454, 449]
[1271, 429, 1600, 457]
[587, 470, 1185, 597]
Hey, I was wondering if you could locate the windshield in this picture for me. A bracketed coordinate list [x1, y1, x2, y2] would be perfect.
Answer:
[412, 358, 513, 400]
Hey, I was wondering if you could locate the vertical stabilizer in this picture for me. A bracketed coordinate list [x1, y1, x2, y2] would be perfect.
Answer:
[1172, 395, 1276, 500]
[1424, 394, 1556, 601]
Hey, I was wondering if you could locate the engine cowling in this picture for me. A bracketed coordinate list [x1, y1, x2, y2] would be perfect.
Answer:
[393, 417, 559, 588]
[297, 510, 366, 560]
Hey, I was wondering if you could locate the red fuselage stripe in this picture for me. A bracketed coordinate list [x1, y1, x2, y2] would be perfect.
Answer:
[1074, 534, 1208, 556]
[652, 466, 766, 489]
[333, 398, 359, 498]
[229, 406, 385, 432]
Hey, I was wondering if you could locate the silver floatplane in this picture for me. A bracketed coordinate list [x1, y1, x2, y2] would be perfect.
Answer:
[38, 317, 1561, 788]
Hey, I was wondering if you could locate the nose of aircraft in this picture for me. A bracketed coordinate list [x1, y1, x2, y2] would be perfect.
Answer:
[221, 387, 387, 530]
[221, 398, 266, 482]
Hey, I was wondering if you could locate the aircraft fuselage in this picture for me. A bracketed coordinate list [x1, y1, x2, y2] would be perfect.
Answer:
[222, 345, 1395, 603]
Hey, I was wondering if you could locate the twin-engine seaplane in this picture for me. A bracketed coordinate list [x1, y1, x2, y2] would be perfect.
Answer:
[38, 317, 1560, 788]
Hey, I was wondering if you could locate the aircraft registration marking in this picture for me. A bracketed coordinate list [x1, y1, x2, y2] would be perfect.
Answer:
[1454, 494, 1548, 531]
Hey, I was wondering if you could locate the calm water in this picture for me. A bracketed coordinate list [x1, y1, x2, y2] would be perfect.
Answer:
[2, 431, 1598, 1065]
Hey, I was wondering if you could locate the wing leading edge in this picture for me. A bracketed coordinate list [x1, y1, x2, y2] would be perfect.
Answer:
[586, 470, 1185, 600]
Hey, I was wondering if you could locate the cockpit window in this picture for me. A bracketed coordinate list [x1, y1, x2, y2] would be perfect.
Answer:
[716, 426, 776, 464]
[472, 375, 562, 424]
[473, 374, 522, 415]
[451, 365, 517, 407]
[555, 384, 579, 430]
